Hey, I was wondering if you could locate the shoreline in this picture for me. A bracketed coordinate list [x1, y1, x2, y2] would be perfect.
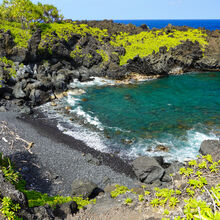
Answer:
[22, 109, 136, 178]
[0, 109, 137, 197]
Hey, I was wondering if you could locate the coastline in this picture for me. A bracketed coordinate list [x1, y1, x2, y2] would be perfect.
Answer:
[0, 12, 219, 218]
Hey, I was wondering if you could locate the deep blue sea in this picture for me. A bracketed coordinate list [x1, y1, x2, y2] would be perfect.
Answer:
[114, 20, 220, 31]
[42, 72, 220, 162]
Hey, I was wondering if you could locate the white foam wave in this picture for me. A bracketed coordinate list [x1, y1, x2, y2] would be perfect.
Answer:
[70, 77, 115, 89]
[126, 129, 219, 162]
[70, 106, 104, 131]
[67, 89, 86, 96]
[57, 123, 108, 152]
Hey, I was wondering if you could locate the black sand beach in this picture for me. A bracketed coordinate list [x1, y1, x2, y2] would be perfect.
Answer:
[0, 109, 137, 197]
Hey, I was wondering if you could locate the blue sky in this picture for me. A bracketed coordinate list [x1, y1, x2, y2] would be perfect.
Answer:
[2, 0, 220, 20]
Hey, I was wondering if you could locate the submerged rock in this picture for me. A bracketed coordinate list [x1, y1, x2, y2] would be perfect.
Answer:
[155, 145, 169, 152]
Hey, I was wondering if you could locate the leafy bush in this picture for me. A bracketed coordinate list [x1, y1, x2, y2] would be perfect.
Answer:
[0, 153, 19, 184]
[0, 0, 63, 27]
[110, 184, 130, 198]
[96, 49, 109, 63]
[0, 197, 21, 220]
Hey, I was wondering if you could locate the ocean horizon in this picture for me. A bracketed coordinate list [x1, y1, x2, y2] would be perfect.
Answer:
[114, 19, 220, 31]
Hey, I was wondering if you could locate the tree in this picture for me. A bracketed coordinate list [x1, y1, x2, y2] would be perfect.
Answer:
[38, 3, 64, 23]
[0, 0, 63, 28]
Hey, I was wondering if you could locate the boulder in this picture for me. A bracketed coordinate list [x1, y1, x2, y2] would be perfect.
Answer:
[67, 34, 81, 49]
[140, 24, 149, 30]
[29, 89, 50, 105]
[162, 162, 183, 182]
[132, 156, 165, 184]
[53, 201, 78, 218]
[71, 179, 99, 199]
[0, 170, 27, 206]
[199, 140, 220, 161]
[19, 106, 33, 115]
[51, 39, 70, 59]
[30, 205, 54, 220]
[12, 82, 26, 99]
[83, 49, 102, 68]
[9, 47, 28, 63]
[50, 62, 63, 72]
[0, 106, 7, 112]
[84, 153, 101, 166]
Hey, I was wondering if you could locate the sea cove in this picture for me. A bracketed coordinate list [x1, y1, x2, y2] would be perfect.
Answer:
[43, 72, 220, 162]
[0, 0, 220, 219]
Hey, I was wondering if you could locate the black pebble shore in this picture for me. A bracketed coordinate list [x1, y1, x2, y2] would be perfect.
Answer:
[0, 109, 137, 197]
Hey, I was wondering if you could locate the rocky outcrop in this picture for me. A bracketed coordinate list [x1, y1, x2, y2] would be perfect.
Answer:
[71, 179, 100, 199]
[132, 156, 165, 184]
[53, 201, 78, 218]
[126, 40, 211, 75]
[27, 29, 42, 62]
[199, 140, 220, 161]
[0, 170, 27, 206]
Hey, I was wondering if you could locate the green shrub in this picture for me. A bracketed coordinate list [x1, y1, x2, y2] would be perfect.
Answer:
[110, 185, 130, 198]
[0, 197, 21, 220]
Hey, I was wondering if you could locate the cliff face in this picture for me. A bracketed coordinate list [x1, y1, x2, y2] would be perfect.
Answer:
[0, 20, 220, 106]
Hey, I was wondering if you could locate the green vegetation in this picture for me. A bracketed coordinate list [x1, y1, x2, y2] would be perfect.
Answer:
[109, 154, 220, 219]
[0, 197, 21, 220]
[21, 190, 95, 209]
[124, 198, 133, 204]
[0, 57, 17, 78]
[0, 22, 32, 48]
[0, 0, 63, 27]
[96, 49, 109, 63]
[0, 153, 19, 184]
[38, 22, 108, 42]
[70, 45, 83, 59]
[110, 29, 208, 65]
[110, 184, 130, 198]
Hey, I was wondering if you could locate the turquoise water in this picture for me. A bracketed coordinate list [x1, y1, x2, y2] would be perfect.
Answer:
[61, 72, 220, 161]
